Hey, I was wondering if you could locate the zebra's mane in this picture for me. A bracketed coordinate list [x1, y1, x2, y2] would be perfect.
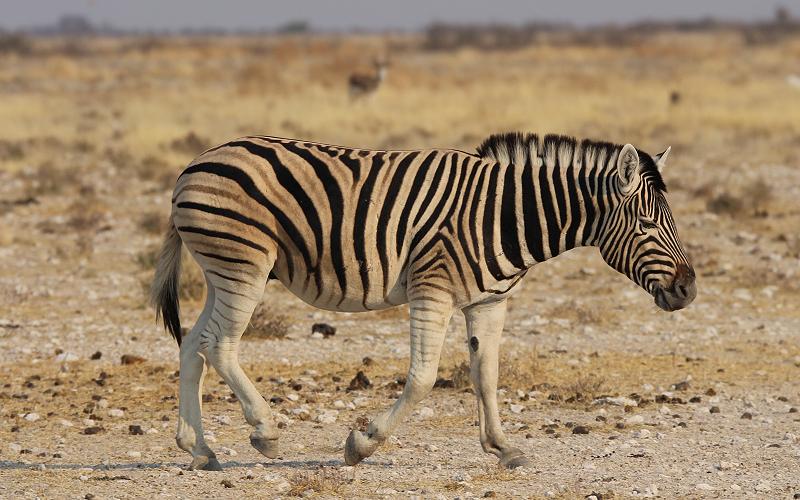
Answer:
[476, 132, 666, 192]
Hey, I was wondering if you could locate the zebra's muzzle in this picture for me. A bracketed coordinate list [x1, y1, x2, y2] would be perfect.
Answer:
[653, 264, 696, 311]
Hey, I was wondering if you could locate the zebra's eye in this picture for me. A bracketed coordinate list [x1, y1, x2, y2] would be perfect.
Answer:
[639, 218, 658, 231]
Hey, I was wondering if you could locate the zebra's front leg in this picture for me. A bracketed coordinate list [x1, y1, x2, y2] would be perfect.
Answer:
[344, 293, 453, 465]
[463, 299, 530, 469]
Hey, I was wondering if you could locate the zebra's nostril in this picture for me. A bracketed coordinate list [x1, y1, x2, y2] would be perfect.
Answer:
[678, 285, 687, 297]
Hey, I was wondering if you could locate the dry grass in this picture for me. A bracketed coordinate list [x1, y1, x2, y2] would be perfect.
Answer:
[287, 468, 351, 497]
[243, 304, 291, 340]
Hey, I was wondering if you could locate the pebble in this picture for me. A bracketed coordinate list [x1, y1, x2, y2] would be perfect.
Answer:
[695, 483, 714, 491]
[9, 443, 22, 453]
[213, 415, 232, 425]
[59, 419, 73, 427]
[626, 415, 644, 425]
[219, 446, 237, 456]
[108, 409, 124, 418]
[333, 399, 346, 409]
[730, 484, 741, 491]
[633, 429, 651, 439]
[572, 425, 590, 435]
[286, 393, 300, 402]
[419, 407, 435, 418]
[424, 444, 438, 452]
[510, 404, 524, 414]
[594, 396, 637, 407]
[23, 412, 40, 422]
[55, 352, 79, 362]
[755, 481, 771, 492]
[126, 451, 141, 458]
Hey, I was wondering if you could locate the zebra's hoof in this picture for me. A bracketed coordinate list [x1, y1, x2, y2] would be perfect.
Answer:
[189, 454, 223, 471]
[344, 430, 376, 465]
[499, 450, 531, 469]
[250, 435, 280, 459]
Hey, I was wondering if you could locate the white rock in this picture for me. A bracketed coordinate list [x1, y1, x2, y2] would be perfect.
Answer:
[108, 409, 124, 418]
[203, 431, 217, 443]
[717, 461, 736, 470]
[219, 446, 237, 456]
[23, 412, 40, 422]
[730, 484, 741, 491]
[695, 483, 714, 491]
[633, 429, 651, 439]
[58, 419, 73, 427]
[424, 444, 438, 452]
[146, 428, 159, 434]
[79, 475, 89, 481]
[310, 332, 324, 339]
[96, 399, 109, 409]
[418, 407, 435, 418]
[453, 471, 471, 482]
[626, 415, 645, 425]
[754, 481, 771, 492]
[55, 352, 79, 362]
[376, 488, 398, 495]
[9, 443, 22, 453]
[315, 412, 338, 424]
[594, 396, 638, 407]
[353, 397, 369, 407]
[213, 415, 232, 425]
[333, 400, 346, 409]
[127, 451, 141, 458]
[510, 404, 524, 414]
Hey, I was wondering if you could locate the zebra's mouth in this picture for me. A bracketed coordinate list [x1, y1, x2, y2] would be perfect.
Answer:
[653, 282, 696, 312]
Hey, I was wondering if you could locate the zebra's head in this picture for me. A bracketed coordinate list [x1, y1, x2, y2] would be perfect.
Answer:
[598, 144, 696, 312]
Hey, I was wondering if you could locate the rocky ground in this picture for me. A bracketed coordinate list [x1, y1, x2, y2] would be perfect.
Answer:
[1, 32, 800, 499]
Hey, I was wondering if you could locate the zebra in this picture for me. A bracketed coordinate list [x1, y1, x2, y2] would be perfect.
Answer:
[348, 58, 389, 100]
[151, 132, 696, 471]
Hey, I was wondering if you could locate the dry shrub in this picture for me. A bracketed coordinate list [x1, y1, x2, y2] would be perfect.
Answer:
[0, 139, 25, 160]
[548, 300, 602, 324]
[169, 132, 211, 156]
[137, 155, 177, 190]
[139, 212, 166, 235]
[0, 33, 33, 55]
[561, 374, 606, 402]
[741, 177, 771, 213]
[22, 161, 77, 197]
[287, 468, 349, 497]
[448, 360, 472, 389]
[244, 304, 290, 340]
[66, 189, 108, 233]
[499, 351, 543, 391]
[707, 192, 744, 216]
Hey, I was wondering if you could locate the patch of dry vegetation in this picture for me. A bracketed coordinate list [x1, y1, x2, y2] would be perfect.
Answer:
[287, 468, 351, 497]
[244, 304, 291, 340]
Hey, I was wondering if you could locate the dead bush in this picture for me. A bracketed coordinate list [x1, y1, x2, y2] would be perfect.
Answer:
[139, 212, 166, 235]
[22, 161, 77, 197]
[244, 304, 291, 340]
[0, 33, 33, 55]
[448, 360, 472, 389]
[169, 132, 211, 156]
[287, 468, 349, 497]
[707, 192, 744, 216]
[742, 177, 772, 213]
[137, 155, 177, 190]
[66, 192, 108, 233]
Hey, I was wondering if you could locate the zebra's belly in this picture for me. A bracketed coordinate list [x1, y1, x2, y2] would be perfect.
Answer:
[274, 262, 409, 313]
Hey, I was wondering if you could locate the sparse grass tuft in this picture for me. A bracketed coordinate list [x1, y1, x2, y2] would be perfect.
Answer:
[287, 468, 350, 497]
[244, 304, 291, 340]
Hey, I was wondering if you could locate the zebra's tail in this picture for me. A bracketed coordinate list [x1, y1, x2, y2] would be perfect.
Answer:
[150, 218, 183, 346]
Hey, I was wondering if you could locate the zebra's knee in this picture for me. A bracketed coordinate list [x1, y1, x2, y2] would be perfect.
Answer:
[404, 372, 437, 404]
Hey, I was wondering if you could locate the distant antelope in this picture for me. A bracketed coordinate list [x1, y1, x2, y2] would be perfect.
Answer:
[348, 59, 389, 100]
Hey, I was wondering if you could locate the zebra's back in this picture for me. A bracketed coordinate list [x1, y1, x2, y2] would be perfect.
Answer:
[171, 136, 492, 311]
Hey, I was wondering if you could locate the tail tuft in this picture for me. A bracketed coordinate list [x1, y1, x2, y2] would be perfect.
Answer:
[150, 220, 183, 346]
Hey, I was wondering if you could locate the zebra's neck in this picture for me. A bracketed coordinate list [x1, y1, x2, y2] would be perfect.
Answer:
[516, 148, 618, 266]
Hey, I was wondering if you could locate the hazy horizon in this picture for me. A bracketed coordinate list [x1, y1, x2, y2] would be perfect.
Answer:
[1, 0, 797, 32]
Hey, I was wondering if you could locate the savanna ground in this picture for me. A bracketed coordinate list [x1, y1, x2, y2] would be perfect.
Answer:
[1, 28, 799, 498]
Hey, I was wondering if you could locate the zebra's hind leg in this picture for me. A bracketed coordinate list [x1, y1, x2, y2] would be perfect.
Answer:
[176, 276, 221, 471]
[463, 299, 530, 469]
[202, 265, 281, 461]
[345, 291, 453, 465]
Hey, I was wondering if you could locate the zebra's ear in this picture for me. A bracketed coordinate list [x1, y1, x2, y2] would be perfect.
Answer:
[654, 146, 671, 173]
[617, 143, 640, 192]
